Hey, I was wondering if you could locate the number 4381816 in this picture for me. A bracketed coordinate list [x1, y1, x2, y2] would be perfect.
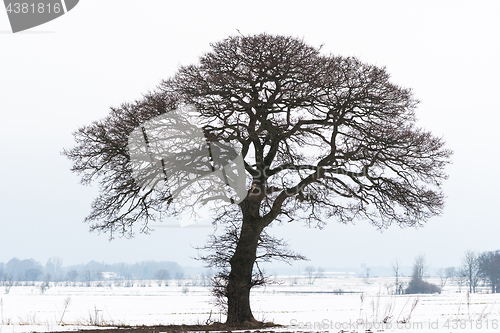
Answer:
[5, 3, 62, 14]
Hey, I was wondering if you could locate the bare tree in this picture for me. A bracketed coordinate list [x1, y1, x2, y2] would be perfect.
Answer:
[305, 266, 323, 284]
[455, 268, 466, 292]
[437, 267, 455, 288]
[406, 255, 440, 294]
[316, 267, 325, 281]
[64, 34, 452, 324]
[305, 266, 315, 284]
[83, 270, 93, 287]
[478, 250, 500, 293]
[67, 270, 78, 286]
[175, 272, 185, 286]
[445, 267, 455, 280]
[461, 250, 480, 293]
[2, 273, 13, 294]
[154, 269, 170, 286]
[39, 274, 51, 294]
[437, 268, 447, 288]
[82, 270, 102, 287]
[45, 257, 63, 284]
[414, 255, 426, 281]
[392, 258, 402, 294]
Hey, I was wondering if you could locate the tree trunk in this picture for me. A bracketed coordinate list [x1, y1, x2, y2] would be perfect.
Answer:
[225, 203, 263, 325]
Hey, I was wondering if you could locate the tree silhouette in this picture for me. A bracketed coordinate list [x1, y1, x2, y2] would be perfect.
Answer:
[64, 33, 452, 324]
[405, 255, 440, 294]
[478, 250, 500, 293]
[462, 250, 480, 293]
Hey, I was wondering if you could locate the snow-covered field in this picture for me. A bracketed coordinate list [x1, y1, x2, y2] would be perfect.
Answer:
[1, 276, 499, 333]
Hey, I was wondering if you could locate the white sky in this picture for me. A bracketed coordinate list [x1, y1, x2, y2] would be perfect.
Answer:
[1, 1, 499, 270]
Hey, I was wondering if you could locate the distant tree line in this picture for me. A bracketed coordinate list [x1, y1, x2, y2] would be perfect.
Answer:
[0, 257, 186, 285]
[458, 250, 500, 294]
[394, 250, 500, 295]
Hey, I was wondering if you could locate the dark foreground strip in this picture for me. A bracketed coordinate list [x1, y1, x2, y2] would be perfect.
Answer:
[52, 322, 283, 333]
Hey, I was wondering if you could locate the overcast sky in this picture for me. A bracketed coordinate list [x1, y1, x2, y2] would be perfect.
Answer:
[1, 1, 499, 271]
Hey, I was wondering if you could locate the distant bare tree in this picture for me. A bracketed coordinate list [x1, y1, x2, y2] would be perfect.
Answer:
[45, 257, 63, 283]
[39, 274, 51, 294]
[461, 250, 479, 293]
[316, 267, 325, 281]
[67, 270, 78, 286]
[454, 268, 466, 292]
[83, 270, 102, 286]
[437, 268, 447, 288]
[478, 250, 500, 293]
[305, 266, 315, 284]
[154, 269, 170, 286]
[175, 272, 185, 286]
[414, 255, 426, 280]
[406, 255, 440, 294]
[445, 267, 455, 280]
[392, 259, 402, 294]
[304, 266, 324, 284]
[437, 267, 455, 288]
[2, 273, 13, 294]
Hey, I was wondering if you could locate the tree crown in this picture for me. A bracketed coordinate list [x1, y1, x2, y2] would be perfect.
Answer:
[64, 33, 452, 236]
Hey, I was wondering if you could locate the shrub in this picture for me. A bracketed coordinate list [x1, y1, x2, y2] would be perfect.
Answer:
[405, 255, 441, 294]
[405, 279, 441, 294]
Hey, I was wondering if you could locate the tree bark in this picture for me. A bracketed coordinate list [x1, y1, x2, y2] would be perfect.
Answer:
[225, 200, 263, 324]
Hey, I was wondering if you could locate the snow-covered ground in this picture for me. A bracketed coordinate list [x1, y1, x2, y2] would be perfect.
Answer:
[1, 276, 499, 333]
